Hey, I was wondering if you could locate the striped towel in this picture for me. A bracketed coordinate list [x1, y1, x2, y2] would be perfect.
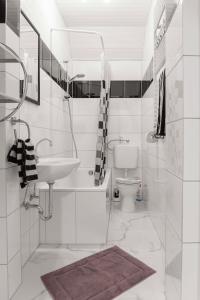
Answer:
[7, 139, 38, 188]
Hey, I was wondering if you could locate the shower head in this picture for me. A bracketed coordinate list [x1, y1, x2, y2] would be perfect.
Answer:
[69, 74, 85, 82]
[64, 73, 86, 101]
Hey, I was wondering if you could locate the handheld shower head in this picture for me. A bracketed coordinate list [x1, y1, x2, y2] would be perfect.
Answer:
[69, 73, 85, 82]
[76, 73, 85, 79]
[64, 73, 86, 101]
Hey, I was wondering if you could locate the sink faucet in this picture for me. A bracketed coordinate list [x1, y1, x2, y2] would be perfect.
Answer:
[35, 138, 53, 163]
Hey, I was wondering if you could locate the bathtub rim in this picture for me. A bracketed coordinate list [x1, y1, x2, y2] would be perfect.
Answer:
[39, 168, 111, 192]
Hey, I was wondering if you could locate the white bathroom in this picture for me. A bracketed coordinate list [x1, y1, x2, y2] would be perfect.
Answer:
[0, 0, 200, 299]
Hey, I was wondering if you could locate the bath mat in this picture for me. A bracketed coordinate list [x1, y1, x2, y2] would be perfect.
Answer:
[41, 246, 156, 300]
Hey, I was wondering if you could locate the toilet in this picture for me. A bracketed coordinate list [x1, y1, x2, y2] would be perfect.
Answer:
[114, 144, 141, 212]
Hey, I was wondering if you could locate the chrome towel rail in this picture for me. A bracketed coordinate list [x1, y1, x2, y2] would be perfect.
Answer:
[0, 42, 28, 123]
[11, 117, 31, 140]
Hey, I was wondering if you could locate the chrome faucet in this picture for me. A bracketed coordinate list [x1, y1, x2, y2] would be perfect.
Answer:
[35, 138, 53, 163]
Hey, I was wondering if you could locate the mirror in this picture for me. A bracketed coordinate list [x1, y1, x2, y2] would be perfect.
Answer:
[20, 11, 40, 105]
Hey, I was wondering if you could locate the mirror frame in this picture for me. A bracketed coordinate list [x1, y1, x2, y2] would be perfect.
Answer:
[20, 10, 40, 105]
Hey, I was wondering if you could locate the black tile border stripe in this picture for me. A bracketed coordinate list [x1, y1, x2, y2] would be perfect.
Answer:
[71, 81, 142, 98]
[40, 37, 153, 99]
[124, 81, 141, 98]
[0, 0, 6, 24]
[0, 0, 20, 36]
[141, 58, 154, 96]
[40, 40, 68, 92]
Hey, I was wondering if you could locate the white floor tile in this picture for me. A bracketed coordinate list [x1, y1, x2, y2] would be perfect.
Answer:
[13, 203, 165, 300]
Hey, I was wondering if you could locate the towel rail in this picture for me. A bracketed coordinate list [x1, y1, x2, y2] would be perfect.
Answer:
[0, 42, 28, 123]
[11, 117, 31, 140]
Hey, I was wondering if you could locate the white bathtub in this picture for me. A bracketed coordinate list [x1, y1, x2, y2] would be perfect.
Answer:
[40, 168, 111, 192]
[39, 168, 111, 245]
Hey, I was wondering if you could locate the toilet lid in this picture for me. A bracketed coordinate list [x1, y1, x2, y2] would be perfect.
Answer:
[116, 177, 141, 185]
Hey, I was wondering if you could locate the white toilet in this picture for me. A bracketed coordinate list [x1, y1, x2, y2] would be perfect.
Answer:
[114, 144, 141, 212]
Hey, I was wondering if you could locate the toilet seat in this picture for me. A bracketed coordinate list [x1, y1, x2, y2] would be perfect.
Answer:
[116, 177, 141, 185]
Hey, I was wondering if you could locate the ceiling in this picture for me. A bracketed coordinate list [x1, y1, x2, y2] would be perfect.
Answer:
[55, 0, 154, 60]
[55, 0, 153, 27]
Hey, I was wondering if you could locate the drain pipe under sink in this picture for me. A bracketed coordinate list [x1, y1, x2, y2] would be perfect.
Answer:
[23, 182, 55, 221]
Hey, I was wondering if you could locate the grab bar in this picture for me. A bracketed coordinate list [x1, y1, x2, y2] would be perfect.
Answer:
[11, 117, 31, 140]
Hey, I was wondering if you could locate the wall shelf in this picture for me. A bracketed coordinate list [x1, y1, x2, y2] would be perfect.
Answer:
[0, 47, 18, 63]
[0, 41, 28, 122]
[0, 92, 20, 103]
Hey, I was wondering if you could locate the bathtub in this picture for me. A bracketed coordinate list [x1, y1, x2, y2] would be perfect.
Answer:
[39, 168, 112, 245]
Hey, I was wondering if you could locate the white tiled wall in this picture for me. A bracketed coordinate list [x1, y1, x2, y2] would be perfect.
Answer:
[165, 219, 182, 300]
[142, 1, 200, 299]
[141, 85, 167, 246]
[182, 181, 200, 243]
[72, 96, 142, 195]
[0, 0, 199, 299]
[0, 64, 73, 299]
[0, 1, 73, 298]
[0, 265, 9, 299]
[0, 24, 22, 300]
[18, 0, 73, 272]
[141, 0, 167, 247]
[71, 60, 142, 197]
[72, 60, 142, 81]
[165, 0, 200, 299]
[8, 252, 21, 299]
[68, 26, 145, 61]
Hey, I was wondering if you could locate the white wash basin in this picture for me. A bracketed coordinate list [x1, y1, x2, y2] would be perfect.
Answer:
[37, 157, 80, 183]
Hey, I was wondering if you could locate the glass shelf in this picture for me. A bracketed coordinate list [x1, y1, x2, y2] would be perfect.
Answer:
[0, 46, 18, 63]
[0, 92, 20, 103]
[0, 45, 20, 103]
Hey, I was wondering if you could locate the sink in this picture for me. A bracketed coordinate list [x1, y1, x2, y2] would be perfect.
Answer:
[37, 157, 80, 183]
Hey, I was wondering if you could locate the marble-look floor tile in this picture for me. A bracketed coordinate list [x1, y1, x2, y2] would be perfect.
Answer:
[13, 203, 165, 300]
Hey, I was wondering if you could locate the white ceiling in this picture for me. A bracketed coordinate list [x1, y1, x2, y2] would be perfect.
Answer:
[55, 0, 153, 27]
[55, 0, 154, 60]
[67, 26, 145, 60]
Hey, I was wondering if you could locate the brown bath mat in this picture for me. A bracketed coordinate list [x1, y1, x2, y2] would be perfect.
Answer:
[41, 246, 156, 300]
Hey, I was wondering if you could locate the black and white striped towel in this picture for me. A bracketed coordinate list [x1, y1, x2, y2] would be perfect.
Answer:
[7, 139, 38, 188]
